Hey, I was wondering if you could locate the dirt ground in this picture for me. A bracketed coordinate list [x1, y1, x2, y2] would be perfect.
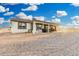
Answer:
[0, 32, 79, 56]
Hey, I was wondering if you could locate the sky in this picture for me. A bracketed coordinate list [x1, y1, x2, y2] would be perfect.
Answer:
[0, 3, 79, 28]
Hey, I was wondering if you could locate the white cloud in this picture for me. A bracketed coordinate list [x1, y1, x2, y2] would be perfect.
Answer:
[0, 5, 10, 13]
[16, 12, 26, 16]
[16, 12, 45, 21]
[8, 3, 18, 5]
[46, 20, 51, 22]
[5, 20, 10, 23]
[4, 12, 14, 16]
[16, 12, 33, 20]
[63, 15, 79, 29]
[71, 16, 79, 25]
[0, 18, 9, 24]
[52, 16, 56, 18]
[28, 3, 44, 6]
[27, 15, 33, 20]
[22, 3, 44, 11]
[34, 16, 45, 21]
[22, 5, 38, 11]
[0, 5, 6, 12]
[16, 12, 27, 19]
[56, 10, 67, 17]
[72, 20, 77, 25]
[0, 18, 4, 24]
[6, 8, 9, 12]
[66, 16, 79, 28]
[71, 16, 79, 20]
[71, 3, 79, 7]
[52, 18, 61, 23]
[2, 3, 18, 5]
[24, 3, 44, 6]
[66, 23, 79, 28]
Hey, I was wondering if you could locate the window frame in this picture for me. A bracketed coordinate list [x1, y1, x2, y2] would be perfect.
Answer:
[18, 22, 27, 29]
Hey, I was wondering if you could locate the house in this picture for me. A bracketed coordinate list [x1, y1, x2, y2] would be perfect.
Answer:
[10, 18, 58, 34]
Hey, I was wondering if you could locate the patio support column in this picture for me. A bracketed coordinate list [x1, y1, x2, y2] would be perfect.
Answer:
[48, 24, 50, 33]
[42, 24, 44, 29]
[54, 26, 56, 31]
[32, 21, 36, 34]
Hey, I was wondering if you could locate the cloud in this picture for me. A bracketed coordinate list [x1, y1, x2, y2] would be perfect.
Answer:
[4, 12, 14, 16]
[22, 5, 38, 11]
[34, 16, 45, 21]
[2, 3, 44, 6]
[0, 18, 10, 24]
[0, 18, 4, 24]
[71, 16, 79, 20]
[0, 5, 9, 13]
[16, 12, 28, 19]
[66, 16, 79, 28]
[72, 20, 79, 25]
[8, 3, 18, 5]
[66, 22, 79, 28]
[28, 3, 44, 6]
[71, 3, 79, 7]
[52, 18, 61, 23]
[27, 15, 33, 20]
[52, 16, 56, 18]
[56, 10, 67, 17]
[0, 5, 6, 12]
[6, 8, 9, 12]
[16, 12, 33, 20]
[71, 16, 79, 25]
[1, 3, 18, 6]
[16, 12, 45, 21]
[24, 3, 44, 5]
[22, 3, 44, 11]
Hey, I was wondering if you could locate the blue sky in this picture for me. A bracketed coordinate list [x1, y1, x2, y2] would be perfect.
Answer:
[0, 3, 79, 28]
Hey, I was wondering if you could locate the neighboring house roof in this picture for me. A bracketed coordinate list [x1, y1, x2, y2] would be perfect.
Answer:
[11, 18, 59, 26]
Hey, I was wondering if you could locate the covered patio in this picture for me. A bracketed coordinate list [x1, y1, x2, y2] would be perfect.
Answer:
[32, 20, 57, 34]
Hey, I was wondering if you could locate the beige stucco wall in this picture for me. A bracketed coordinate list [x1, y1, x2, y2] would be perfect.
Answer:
[11, 21, 31, 33]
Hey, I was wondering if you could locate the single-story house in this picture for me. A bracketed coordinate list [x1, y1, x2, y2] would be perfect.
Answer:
[10, 18, 58, 34]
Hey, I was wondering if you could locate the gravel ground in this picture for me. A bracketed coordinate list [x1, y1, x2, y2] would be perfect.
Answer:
[0, 32, 79, 56]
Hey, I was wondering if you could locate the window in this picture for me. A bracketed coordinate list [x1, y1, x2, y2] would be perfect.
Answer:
[36, 24, 42, 30]
[18, 22, 26, 29]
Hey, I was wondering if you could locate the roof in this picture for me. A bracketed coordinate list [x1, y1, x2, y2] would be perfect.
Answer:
[11, 18, 32, 23]
[11, 18, 59, 25]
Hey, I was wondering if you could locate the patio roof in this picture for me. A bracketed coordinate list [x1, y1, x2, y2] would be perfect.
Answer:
[11, 18, 59, 26]
[11, 18, 32, 23]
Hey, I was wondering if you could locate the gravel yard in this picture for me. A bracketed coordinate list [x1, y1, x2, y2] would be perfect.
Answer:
[0, 32, 79, 56]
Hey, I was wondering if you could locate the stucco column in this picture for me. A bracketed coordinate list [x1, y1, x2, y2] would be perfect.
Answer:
[48, 24, 50, 32]
[54, 26, 56, 31]
[32, 21, 36, 34]
[42, 24, 44, 29]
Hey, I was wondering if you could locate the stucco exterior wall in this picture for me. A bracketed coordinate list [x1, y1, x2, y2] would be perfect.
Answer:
[11, 21, 31, 33]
